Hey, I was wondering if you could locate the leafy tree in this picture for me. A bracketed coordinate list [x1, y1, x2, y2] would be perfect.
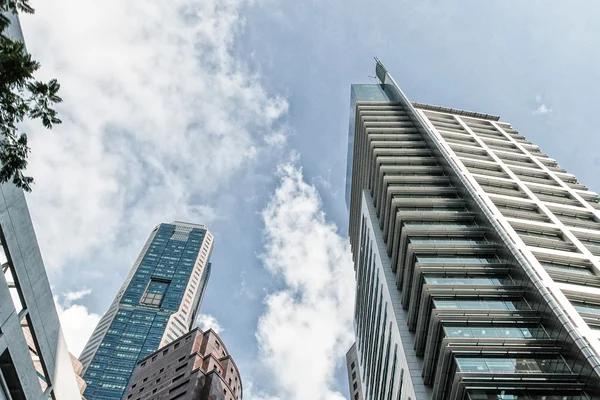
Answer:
[1, 0, 61, 191]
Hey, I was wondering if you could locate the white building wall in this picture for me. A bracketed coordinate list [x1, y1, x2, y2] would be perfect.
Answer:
[354, 190, 431, 400]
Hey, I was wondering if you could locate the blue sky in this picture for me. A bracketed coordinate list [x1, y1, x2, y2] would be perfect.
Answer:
[17, 1, 600, 399]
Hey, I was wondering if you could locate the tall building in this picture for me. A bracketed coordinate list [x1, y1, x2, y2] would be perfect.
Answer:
[345, 60, 600, 400]
[123, 327, 242, 400]
[346, 343, 364, 400]
[80, 222, 214, 399]
[0, 12, 83, 400]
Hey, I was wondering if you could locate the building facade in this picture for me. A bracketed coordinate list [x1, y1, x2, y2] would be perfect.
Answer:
[346, 343, 364, 400]
[0, 12, 84, 400]
[80, 222, 214, 399]
[123, 328, 242, 400]
[345, 60, 600, 400]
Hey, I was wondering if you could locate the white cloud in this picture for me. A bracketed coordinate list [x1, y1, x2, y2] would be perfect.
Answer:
[534, 95, 552, 114]
[534, 103, 551, 114]
[55, 291, 101, 357]
[19, 0, 288, 271]
[196, 313, 224, 334]
[63, 288, 93, 303]
[244, 381, 281, 400]
[256, 163, 355, 400]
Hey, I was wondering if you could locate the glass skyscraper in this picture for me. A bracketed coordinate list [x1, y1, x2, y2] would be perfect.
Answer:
[345, 60, 600, 400]
[79, 222, 214, 399]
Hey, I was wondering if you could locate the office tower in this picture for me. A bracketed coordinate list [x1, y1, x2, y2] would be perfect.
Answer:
[123, 327, 242, 400]
[346, 343, 364, 400]
[345, 59, 600, 400]
[80, 222, 214, 399]
[0, 12, 84, 400]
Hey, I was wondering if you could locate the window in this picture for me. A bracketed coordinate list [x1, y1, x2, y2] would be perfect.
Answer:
[353, 382, 358, 390]
[174, 342, 180, 350]
[397, 369, 403, 400]
[140, 279, 170, 307]
[541, 262, 593, 276]
[433, 299, 526, 310]
[417, 256, 498, 264]
[573, 302, 600, 315]
[175, 363, 188, 372]
[351, 361, 355, 370]
[424, 275, 510, 285]
[215, 341, 220, 349]
[456, 357, 570, 374]
[444, 325, 548, 339]
[352, 371, 356, 379]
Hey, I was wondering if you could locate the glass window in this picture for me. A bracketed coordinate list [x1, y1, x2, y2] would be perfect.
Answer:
[418, 256, 498, 264]
[445, 327, 473, 338]
[140, 279, 170, 307]
[434, 299, 525, 310]
[456, 358, 487, 372]
[467, 390, 586, 399]
[542, 263, 594, 276]
[404, 221, 478, 228]
[456, 357, 570, 374]
[444, 326, 548, 339]
[410, 237, 487, 245]
[485, 358, 516, 373]
[573, 302, 600, 315]
[470, 328, 499, 338]
[424, 275, 510, 286]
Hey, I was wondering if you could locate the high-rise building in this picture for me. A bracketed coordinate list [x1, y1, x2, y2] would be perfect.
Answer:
[123, 327, 242, 400]
[345, 59, 600, 400]
[80, 222, 214, 399]
[346, 343, 364, 400]
[0, 12, 84, 400]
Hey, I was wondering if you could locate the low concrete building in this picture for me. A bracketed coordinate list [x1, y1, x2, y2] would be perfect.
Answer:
[124, 328, 242, 400]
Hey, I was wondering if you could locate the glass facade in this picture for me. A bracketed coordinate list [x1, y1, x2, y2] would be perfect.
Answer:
[81, 223, 211, 400]
[456, 357, 570, 374]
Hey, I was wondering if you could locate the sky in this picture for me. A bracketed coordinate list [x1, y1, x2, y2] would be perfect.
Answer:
[17, 1, 600, 399]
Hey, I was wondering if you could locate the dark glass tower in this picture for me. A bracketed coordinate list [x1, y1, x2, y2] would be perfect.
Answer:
[79, 222, 214, 399]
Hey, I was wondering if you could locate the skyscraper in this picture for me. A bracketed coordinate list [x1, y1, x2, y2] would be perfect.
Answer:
[80, 222, 214, 399]
[123, 327, 243, 400]
[0, 12, 83, 400]
[345, 60, 600, 400]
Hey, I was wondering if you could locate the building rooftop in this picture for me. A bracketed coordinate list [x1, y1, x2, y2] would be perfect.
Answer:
[171, 221, 209, 230]
[412, 102, 501, 122]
